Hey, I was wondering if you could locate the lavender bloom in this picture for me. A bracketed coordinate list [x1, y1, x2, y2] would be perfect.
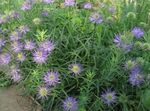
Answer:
[21, 1, 32, 11]
[0, 28, 2, 33]
[113, 34, 133, 52]
[17, 52, 26, 62]
[43, 0, 54, 4]
[9, 66, 22, 83]
[10, 31, 22, 41]
[41, 11, 49, 17]
[69, 63, 83, 75]
[18, 25, 29, 34]
[24, 40, 36, 50]
[131, 27, 144, 39]
[84, 2, 92, 9]
[39, 40, 55, 53]
[10, 66, 20, 76]
[63, 97, 78, 111]
[129, 65, 144, 86]
[64, 0, 75, 6]
[109, 7, 116, 13]
[33, 50, 48, 64]
[11, 73, 22, 83]
[37, 86, 49, 99]
[113, 34, 121, 47]
[11, 41, 23, 53]
[101, 89, 117, 106]
[129, 73, 144, 86]
[0, 38, 6, 48]
[10, 11, 20, 19]
[43, 71, 60, 86]
[89, 12, 103, 24]
[0, 53, 11, 65]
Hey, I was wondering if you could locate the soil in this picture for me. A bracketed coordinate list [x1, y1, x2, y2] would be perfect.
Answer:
[0, 86, 42, 111]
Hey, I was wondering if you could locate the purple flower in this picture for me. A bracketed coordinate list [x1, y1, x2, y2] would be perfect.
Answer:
[10, 66, 20, 75]
[0, 38, 6, 48]
[9, 66, 22, 83]
[10, 11, 20, 19]
[64, 0, 75, 6]
[89, 12, 103, 24]
[109, 7, 116, 13]
[37, 86, 49, 99]
[101, 89, 117, 106]
[33, 50, 48, 64]
[113, 34, 133, 52]
[69, 63, 83, 75]
[18, 25, 29, 34]
[21, 1, 32, 11]
[43, 0, 54, 4]
[39, 40, 55, 53]
[10, 31, 22, 41]
[130, 66, 141, 75]
[129, 73, 144, 86]
[11, 73, 22, 83]
[129, 65, 144, 86]
[24, 40, 36, 50]
[63, 97, 78, 111]
[16, 52, 26, 62]
[131, 27, 144, 39]
[113, 34, 121, 47]
[41, 11, 49, 17]
[84, 2, 92, 9]
[0, 53, 11, 65]
[11, 41, 23, 53]
[43, 71, 60, 86]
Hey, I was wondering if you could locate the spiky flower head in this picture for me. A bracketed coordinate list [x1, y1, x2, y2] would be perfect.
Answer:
[21, 0, 32, 11]
[10, 66, 22, 83]
[33, 49, 48, 64]
[0, 53, 11, 65]
[108, 6, 116, 13]
[39, 40, 55, 53]
[129, 66, 144, 86]
[101, 89, 117, 106]
[11, 73, 22, 83]
[89, 12, 103, 24]
[63, 97, 78, 111]
[131, 27, 144, 39]
[33, 18, 41, 25]
[10, 31, 22, 41]
[44, 71, 60, 86]
[69, 63, 83, 75]
[11, 41, 23, 53]
[113, 34, 121, 47]
[37, 86, 49, 99]
[43, 0, 54, 4]
[41, 10, 49, 17]
[16, 52, 26, 62]
[113, 33, 133, 52]
[64, 0, 75, 6]
[9, 11, 20, 19]
[83, 2, 92, 9]
[24, 40, 36, 50]
[125, 60, 136, 70]
[0, 38, 6, 48]
[18, 25, 29, 34]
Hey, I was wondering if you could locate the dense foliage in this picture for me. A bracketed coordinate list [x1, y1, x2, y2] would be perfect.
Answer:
[0, 0, 150, 111]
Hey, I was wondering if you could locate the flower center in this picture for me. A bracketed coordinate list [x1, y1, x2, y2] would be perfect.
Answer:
[72, 65, 80, 73]
[49, 74, 55, 81]
[40, 88, 47, 97]
[106, 93, 113, 100]
[66, 102, 73, 109]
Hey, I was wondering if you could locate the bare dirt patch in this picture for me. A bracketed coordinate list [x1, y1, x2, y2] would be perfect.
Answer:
[0, 86, 42, 111]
